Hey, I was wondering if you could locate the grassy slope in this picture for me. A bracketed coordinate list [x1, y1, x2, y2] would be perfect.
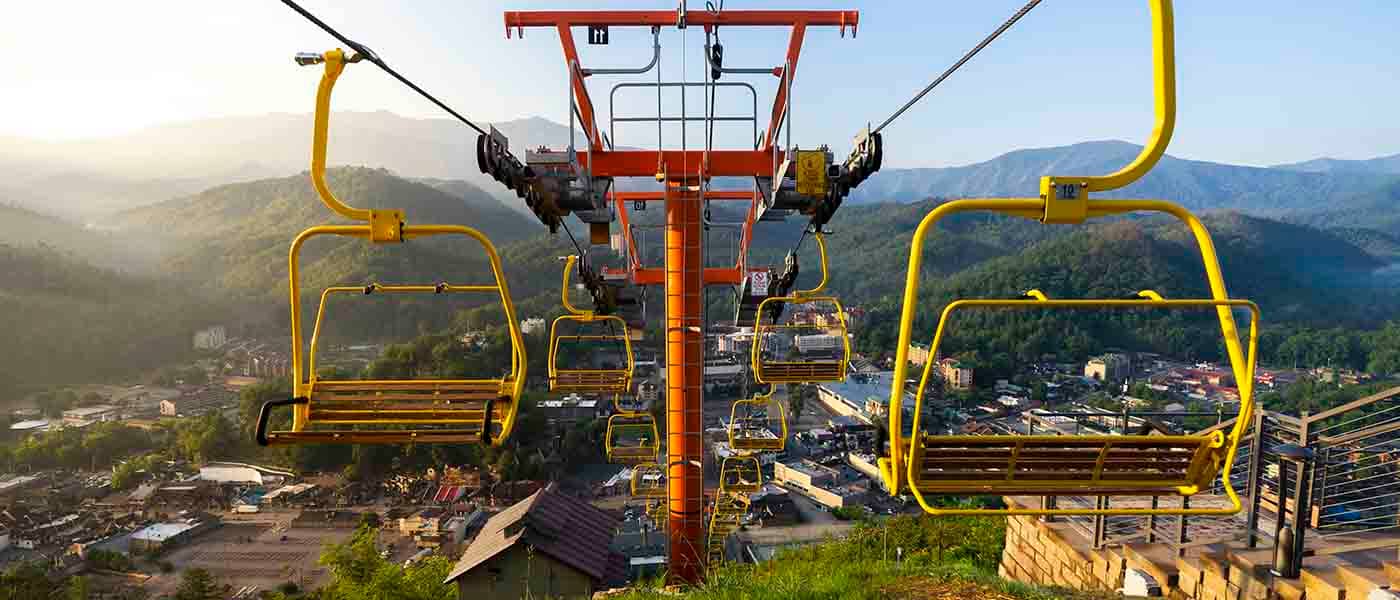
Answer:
[616, 560, 1113, 600]
[611, 516, 1115, 600]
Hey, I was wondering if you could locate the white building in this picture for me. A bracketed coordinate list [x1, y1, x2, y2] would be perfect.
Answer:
[199, 465, 264, 485]
[193, 325, 227, 350]
[8, 419, 49, 433]
[62, 405, 121, 426]
[717, 329, 778, 355]
[1085, 353, 1131, 382]
[794, 334, 842, 355]
[520, 317, 547, 335]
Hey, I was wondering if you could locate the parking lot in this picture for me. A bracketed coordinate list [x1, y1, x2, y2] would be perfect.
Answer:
[144, 521, 357, 597]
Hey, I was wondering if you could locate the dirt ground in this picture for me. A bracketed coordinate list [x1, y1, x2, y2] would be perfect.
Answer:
[143, 521, 357, 597]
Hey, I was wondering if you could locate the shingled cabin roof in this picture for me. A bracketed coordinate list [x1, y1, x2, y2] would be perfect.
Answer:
[444, 483, 625, 584]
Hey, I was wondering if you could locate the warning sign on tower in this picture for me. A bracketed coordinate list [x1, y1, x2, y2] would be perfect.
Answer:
[750, 271, 771, 296]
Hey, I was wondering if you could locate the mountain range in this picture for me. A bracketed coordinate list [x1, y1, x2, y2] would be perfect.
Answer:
[1272, 154, 1400, 175]
[845, 140, 1399, 214]
[6, 111, 1400, 386]
[0, 112, 575, 221]
[7, 111, 1400, 223]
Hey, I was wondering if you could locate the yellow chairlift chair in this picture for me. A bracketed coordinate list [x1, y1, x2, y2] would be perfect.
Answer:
[549, 255, 635, 394]
[707, 492, 750, 563]
[606, 414, 660, 464]
[727, 385, 788, 452]
[718, 454, 763, 495]
[751, 232, 851, 384]
[631, 462, 667, 499]
[256, 48, 525, 447]
[897, 291, 1258, 516]
[877, 0, 1260, 515]
[648, 499, 668, 526]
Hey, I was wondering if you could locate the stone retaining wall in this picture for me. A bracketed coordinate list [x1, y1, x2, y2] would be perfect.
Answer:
[997, 497, 1400, 599]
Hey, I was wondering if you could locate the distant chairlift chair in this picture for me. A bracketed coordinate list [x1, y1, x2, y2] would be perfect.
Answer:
[549, 255, 635, 394]
[751, 232, 851, 385]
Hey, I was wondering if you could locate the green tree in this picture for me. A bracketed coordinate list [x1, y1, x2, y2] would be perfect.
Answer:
[787, 384, 806, 419]
[1031, 381, 1048, 405]
[318, 526, 455, 600]
[0, 562, 55, 600]
[174, 568, 223, 600]
[64, 575, 89, 600]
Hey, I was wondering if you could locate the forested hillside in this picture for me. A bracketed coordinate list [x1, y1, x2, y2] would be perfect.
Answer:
[856, 215, 1400, 377]
[13, 156, 1400, 390]
[112, 167, 576, 341]
[0, 204, 163, 272]
[107, 165, 1398, 351]
[0, 244, 219, 390]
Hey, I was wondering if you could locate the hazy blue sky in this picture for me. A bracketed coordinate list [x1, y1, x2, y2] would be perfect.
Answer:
[4, 1, 1397, 168]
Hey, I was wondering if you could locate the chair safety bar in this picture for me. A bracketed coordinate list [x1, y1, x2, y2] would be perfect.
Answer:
[904, 292, 1258, 516]
[648, 499, 667, 525]
[549, 255, 635, 394]
[727, 385, 788, 452]
[606, 414, 660, 464]
[880, 195, 1256, 517]
[258, 225, 526, 447]
[750, 233, 851, 384]
[614, 394, 650, 417]
[718, 454, 763, 494]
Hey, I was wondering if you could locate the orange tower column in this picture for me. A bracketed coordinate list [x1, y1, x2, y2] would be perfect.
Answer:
[664, 183, 705, 582]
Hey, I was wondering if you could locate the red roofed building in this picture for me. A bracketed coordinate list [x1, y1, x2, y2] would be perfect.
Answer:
[444, 483, 625, 598]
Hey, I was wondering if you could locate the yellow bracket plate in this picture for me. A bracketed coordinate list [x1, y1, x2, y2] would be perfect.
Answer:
[1040, 177, 1087, 224]
[795, 150, 829, 197]
[369, 209, 405, 243]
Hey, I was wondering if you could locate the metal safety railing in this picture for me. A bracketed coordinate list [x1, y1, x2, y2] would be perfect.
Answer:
[609, 81, 758, 150]
[1036, 386, 1400, 564]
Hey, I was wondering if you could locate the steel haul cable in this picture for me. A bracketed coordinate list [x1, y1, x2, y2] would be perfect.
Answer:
[281, 0, 501, 142]
[873, 0, 1042, 135]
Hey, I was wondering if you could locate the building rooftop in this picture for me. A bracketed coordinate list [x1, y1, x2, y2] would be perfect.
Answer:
[0, 474, 40, 495]
[445, 484, 625, 584]
[781, 459, 837, 479]
[62, 405, 119, 418]
[263, 483, 318, 501]
[9, 419, 49, 431]
[132, 521, 200, 542]
[128, 483, 159, 502]
[539, 398, 598, 408]
[817, 371, 915, 415]
[199, 466, 263, 485]
[704, 363, 744, 376]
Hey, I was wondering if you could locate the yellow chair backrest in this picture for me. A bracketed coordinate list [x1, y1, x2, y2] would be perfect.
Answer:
[750, 233, 851, 384]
